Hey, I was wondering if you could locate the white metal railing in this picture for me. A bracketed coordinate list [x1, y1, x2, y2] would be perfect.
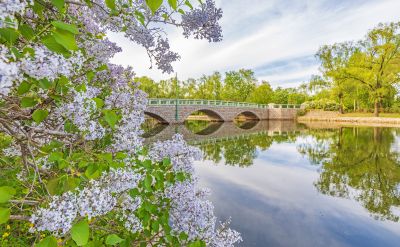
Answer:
[147, 98, 301, 109]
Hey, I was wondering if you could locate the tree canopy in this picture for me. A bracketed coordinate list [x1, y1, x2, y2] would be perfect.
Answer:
[0, 0, 242, 246]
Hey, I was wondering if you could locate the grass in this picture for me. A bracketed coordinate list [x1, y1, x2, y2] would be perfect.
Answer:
[342, 112, 400, 118]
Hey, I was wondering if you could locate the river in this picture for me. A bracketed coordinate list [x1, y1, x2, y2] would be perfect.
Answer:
[143, 120, 400, 247]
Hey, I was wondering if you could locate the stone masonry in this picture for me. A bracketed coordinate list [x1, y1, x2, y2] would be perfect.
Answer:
[146, 104, 299, 124]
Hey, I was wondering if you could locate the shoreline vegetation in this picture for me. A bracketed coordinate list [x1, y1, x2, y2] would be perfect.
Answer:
[298, 110, 400, 127]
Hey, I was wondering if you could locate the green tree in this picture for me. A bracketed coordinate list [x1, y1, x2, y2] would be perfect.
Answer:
[317, 22, 400, 116]
[197, 72, 223, 100]
[317, 42, 357, 113]
[136, 76, 159, 97]
[271, 87, 289, 104]
[248, 81, 273, 104]
[288, 92, 307, 104]
[348, 22, 400, 116]
[222, 69, 256, 101]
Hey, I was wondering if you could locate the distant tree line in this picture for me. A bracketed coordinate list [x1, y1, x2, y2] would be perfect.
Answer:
[310, 21, 400, 116]
[136, 69, 308, 105]
[138, 22, 400, 116]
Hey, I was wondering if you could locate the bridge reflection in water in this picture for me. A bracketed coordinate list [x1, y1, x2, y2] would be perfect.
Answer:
[142, 120, 304, 167]
[143, 120, 303, 144]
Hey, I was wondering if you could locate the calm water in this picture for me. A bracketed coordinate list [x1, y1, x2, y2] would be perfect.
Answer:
[143, 120, 400, 247]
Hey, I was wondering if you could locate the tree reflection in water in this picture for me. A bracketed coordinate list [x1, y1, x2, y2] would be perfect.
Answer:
[298, 127, 400, 221]
[197, 130, 298, 167]
[143, 120, 400, 222]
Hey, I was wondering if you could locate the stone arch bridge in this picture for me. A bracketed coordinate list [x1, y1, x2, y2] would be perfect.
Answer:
[146, 98, 302, 124]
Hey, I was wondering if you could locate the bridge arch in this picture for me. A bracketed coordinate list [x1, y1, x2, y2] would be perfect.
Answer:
[235, 111, 261, 121]
[184, 108, 224, 122]
[144, 111, 169, 124]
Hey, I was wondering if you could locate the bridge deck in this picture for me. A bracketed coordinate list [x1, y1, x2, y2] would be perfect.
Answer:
[148, 98, 301, 109]
[146, 98, 303, 124]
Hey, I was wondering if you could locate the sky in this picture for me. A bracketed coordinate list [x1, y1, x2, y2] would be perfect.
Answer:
[108, 0, 400, 88]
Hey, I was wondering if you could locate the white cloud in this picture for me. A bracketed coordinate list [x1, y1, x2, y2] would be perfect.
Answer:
[108, 0, 400, 87]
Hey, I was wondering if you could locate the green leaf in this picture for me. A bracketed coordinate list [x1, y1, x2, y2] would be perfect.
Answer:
[53, 29, 78, 51]
[51, 21, 79, 34]
[32, 109, 49, 124]
[134, 11, 146, 26]
[10, 47, 23, 59]
[168, 0, 177, 9]
[46, 178, 61, 195]
[144, 175, 153, 191]
[151, 221, 159, 232]
[42, 35, 70, 56]
[33, 1, 45, 15]
[85, 164, 101, 179]
[48, 151, 63, 162]
[93, 98, 104, 108]
[86, 71, 95, 82]
[0, 208, 10, 224]
[105, 0, 116, 10]
[162, 158, 171, 166]
[187, 240, 206, 247]
[17, 81, 32, 95]
[145, 0, 163, 14]
[143, 159, 152, 169]
[71, 220, 89, 246]
[96, 64, 108, 71]
[21, 97, 37, 108]
[178, 8, 185, 15]
[0, 28, 20, 45]
[51, 0, 65, 11]
[184, 0, 193, 9]
[0, 186, 16, 204]
[47, 176, 80, 195]
[103, 110, 119, 129]
[19, 24, 35, 40]
[105, 234, 124, 245]
[39, 78, 52, 89]
[176, 172, 186, 182]
[162, 13, 169, 20]
[179, 232, 188, 240]
[35, 236, 58, 247]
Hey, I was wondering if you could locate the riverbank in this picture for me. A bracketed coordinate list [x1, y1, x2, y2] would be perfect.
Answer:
[298, 110, 400, 127]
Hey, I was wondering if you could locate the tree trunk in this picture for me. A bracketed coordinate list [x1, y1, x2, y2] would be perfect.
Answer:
[339, 96, 344, 114]
[374, 100, 379, 117]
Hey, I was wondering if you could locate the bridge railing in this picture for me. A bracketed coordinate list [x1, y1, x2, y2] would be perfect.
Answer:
[148, 98, 302, 109]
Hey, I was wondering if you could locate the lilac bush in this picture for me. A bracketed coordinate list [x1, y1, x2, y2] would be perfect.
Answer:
[0, 0, 241, 246]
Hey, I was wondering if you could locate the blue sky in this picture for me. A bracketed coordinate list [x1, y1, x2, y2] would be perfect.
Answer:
[109, 0, 400, 88]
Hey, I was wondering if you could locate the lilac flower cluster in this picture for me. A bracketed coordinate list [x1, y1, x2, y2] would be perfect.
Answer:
[2, 1, 242, 245]
[69, 0, 180, 73]
[81, 38, 122, 69]
[30, 168, 142, 235]
[0, 0, 29, 21]
[29, 191, 78, 235]
[149, 134, 203, 174]
[20, 46, 84, 81]
[166, 178, 242, 246]
[181, 0, 223, 42]
[154, 38, 180, 74]
[117, 195, 142, 233]
[166, 179, 216, 241]
[0, 45, 21, 95]
[155, 135, 242, 245]
[95, 64, 135, 90]
[60, 87, 105, 141]
[2, 142, 21, 157]
[105, 87, 147, 153]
